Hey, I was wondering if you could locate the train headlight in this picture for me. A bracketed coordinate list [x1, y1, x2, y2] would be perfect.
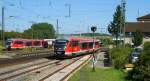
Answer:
[64, 46, 66, 50]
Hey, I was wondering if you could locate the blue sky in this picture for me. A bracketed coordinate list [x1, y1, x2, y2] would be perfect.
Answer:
[0, 0, 150, 34]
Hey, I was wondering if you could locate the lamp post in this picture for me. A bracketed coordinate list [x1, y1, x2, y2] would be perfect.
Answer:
[91, 26, 97, 72]
[1, 6, 5, 47]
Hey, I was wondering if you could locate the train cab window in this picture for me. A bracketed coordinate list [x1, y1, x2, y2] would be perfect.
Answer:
[81, 42, 87, 49]
[14, 41, 23, 44]
[89, 42, 94, 48]
[33, 41, 41, 46]
[72, 40, 79, 47]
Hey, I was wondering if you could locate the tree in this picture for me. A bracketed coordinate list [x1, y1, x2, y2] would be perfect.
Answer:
[132, 30, 143, 47]
[108, 5, 124, 46]
[110, 46, 131, 69]
[24, 23, 55, 39]
[4, 31, 23, 39]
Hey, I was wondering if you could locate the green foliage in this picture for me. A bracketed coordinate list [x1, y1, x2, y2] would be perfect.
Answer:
[108, 5, 124, 46]
[110, 46, 132, 69]
[0, 23, 55, 40]
[24, 22, 55, 39]
[132, 30, 143, 47]
[143, 42, 150, 51]
[125, 43, 132, 48]
[69, 66, 127, 81]
[5, 31, 23, 39]
[97, 37, 112, 46]
[128, 42, 150, 81]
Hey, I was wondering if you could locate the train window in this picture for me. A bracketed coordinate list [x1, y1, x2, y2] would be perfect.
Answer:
[55, 39, 68, 45]
[33, 41, 41, 46]
[89, 42, 94, 48]
[55, 41, 66, 45]
[82, 42, 87, 49]
[72, 40, 79, 47]
[14, 41, 23, 44]
[26, 41, 32, 46]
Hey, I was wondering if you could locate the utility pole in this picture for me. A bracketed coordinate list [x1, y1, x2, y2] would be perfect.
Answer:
[65, 4, 71, 17]
[121, 0, 126, 46]
[138, 9, 140, 17]
[56, 19, 59, 38]
[1, 6, 5, 47]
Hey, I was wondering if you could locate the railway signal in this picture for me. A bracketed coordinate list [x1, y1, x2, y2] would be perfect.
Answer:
[91, 26, 97, 72]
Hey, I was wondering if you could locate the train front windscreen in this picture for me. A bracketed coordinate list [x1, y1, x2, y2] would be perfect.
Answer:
[54, 39, 68, 55]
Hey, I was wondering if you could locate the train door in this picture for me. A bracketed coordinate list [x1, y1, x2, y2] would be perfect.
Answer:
[89, 42, 94, 49]
[42, 41, 48, 48]
[71, 40, 80, 52]
[94, 42, 99, 49]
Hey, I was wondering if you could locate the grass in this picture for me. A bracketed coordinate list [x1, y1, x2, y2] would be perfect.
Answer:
[68, 65, 127, 81]
[0, 41, 3, 51]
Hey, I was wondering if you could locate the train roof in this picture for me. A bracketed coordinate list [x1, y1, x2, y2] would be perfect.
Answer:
[6, 38, 46, 41]
[69, 37, 99, 42]
[55, 36, 99, 42]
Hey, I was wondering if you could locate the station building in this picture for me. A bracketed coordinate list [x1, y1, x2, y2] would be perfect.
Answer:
[125, 14, 150, 37]
[125, 14, 150, 44]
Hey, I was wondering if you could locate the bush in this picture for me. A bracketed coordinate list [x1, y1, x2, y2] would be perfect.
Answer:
[110, 46, 132, 69]
[97, 37, 112, 46]
[143, 42, 150, 51]
[128, 42, 150, 81]
[125, 43, 132, 48]
[132, 30, 143, 47]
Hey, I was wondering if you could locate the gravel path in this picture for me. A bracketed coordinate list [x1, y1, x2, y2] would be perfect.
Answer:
[94, 49, 111, 68]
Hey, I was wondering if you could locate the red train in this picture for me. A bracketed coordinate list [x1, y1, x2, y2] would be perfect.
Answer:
[5, 39, 48, 50]
[54, 37, 100, 56]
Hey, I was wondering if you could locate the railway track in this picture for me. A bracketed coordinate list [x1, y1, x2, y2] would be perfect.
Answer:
[0, 49, 54, 61]
[0, 58, 61, 81]
[40, 55, 91, 81]
[4, 49, 53, 56]
[0, 54, 91, 81]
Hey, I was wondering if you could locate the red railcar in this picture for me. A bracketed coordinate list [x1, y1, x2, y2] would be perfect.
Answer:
[5, 39, 48, 50]
[54, 37, 100, 56]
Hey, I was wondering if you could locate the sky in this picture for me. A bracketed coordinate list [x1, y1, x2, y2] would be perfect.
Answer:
[0, 0, 150, 34]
